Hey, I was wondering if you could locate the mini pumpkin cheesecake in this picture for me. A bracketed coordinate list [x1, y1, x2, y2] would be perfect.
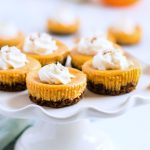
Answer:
[108, 18, 142, 45]
[0, 22, 24, 47]
[82, 49, 141, 95]
[0, 46, 41, 91]
[47, 8, 80, 35]
[19, 33, 69, 66]
[70, 36, 120, 70]
[27, 63, 86, 108]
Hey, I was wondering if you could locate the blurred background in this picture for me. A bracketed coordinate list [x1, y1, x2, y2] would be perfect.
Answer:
[0, 0, 149, 59]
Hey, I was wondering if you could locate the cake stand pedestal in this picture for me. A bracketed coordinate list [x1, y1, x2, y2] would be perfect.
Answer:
[15, 120, 113, 150]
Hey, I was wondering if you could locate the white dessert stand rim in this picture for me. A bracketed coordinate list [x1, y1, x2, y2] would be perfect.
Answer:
[0, 94, 150, 120]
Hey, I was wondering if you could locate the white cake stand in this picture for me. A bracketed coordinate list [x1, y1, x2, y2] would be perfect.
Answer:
[0, 58, 150, 150]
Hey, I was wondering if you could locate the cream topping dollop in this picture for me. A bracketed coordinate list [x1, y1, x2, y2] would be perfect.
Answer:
[111, 18, 136, 34]
[77, 36, 114, 55]
[0, 46, 28, 70]
[52, 8, 77, 25]
[92, 50, 129, 70]
[0, 22, 18, 39]
[38, 63, 75, 85]
[23, 33, 57, 55]
[80, 28, 108, 39]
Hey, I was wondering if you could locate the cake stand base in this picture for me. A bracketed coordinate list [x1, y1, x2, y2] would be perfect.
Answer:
[15, 119, 114, 150]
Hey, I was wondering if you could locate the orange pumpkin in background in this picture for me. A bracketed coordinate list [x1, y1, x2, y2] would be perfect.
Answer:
[102, 0, 139, 7]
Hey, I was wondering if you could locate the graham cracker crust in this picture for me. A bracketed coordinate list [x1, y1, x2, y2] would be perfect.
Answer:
[0, 82, 26, 92]
[29, 93, 83, 108]
[87, 80, 136, 95]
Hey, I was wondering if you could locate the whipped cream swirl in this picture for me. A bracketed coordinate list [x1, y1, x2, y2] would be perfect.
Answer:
[38, 63, 74, 84]
[23, 33, 57, 55]
[92, 50, 129, 70]
[77, 36, 114, 56]
[0, 22, 18, 39]
[51, 8, 77, 25]
[111, 18, 136, 34]
[80, 28, 108, 39]
[0, 46, 28, 70]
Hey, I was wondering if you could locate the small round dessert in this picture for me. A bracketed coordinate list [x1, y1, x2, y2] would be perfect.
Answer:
[47, 9, 80, 35]
[82, 50, 141, 95]
[0, 46, 41, 91]
[47, 19, 79, 35]
[70, 36, 120, 70]
[27, 63, 87, 108]
[0, 22, 24, 47]
[19, 33, 69, 66]
[108, 18, 142, 45]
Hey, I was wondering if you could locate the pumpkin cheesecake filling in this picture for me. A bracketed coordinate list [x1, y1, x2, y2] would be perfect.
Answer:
[0, 46, 41, 91]
[70, 49, 92, 70]
[82, 49, 141, 95]
[20, 33, 69, 66]
[27, 63, 86, 108]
